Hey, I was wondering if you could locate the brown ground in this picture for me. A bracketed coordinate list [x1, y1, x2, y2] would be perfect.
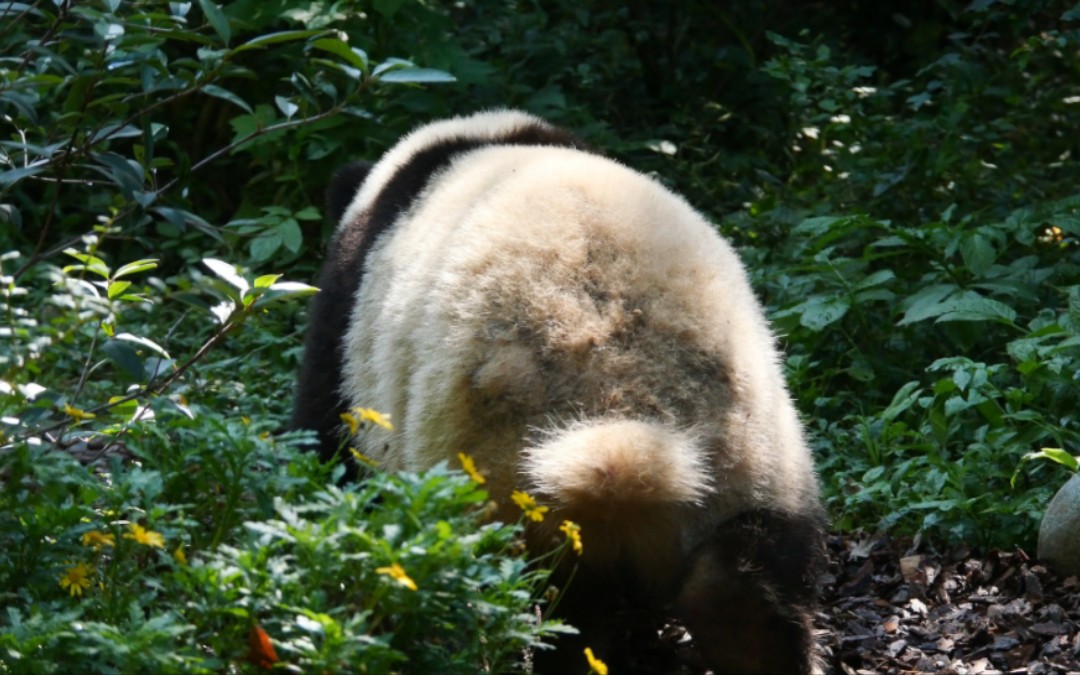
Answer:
[817, 533, 1080, 675]
[625, 534, 1080, 674]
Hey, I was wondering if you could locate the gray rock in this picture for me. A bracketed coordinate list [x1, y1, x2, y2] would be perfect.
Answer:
[1038, 474, 1080, 577]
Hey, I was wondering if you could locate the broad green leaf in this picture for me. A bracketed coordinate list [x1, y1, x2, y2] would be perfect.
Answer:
[796, 296, 850, 332]
[250, 231, 282, 262]
[280, 218, 303, 253]
[855, 269, 896, 290]
[107, 280, 132, 299]
[959, 232, 995, 276]
[102, 339, 145, 379]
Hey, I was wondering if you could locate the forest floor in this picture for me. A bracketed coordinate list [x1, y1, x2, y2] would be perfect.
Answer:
[816, 533, 1080, 675]
[636, 533, 1080, 675]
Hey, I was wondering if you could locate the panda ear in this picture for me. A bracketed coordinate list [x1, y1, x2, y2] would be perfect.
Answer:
[326, 161, 374, 225]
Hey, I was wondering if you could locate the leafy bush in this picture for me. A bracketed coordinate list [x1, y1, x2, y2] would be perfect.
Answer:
[0, 433, 563, 672]
[4, 0, 1080, 669]
[1, 1, 565, 672]
[736, 9, 1080, 547]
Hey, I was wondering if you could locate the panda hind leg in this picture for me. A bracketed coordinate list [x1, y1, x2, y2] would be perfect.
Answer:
[675, 509, 826, 675]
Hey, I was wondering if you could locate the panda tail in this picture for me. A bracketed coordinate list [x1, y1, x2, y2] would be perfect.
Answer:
[522, 419, 713, 516]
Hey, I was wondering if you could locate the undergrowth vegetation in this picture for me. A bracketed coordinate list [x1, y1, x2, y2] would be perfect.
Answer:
[1, 0, 1079, 671]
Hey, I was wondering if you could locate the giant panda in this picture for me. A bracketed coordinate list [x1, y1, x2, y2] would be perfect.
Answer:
[291, 109, 826, 674]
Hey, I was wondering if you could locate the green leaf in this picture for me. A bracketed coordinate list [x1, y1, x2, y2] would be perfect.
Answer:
[254, 274, 282, 288]
[197, 0, 231, 43]
[795, 296, 850, 332]
[63, 249, 111, 278]
[378, 67, 456, 84]
[855, 269, 896, 290]
[232, 29, 325, 54]
[311, 38, 369, 72]
[1024, 448, 1079, 471]
[250, 231, 282, 262]
[202, 85, 252, 113]
[203, 258, 248, 292]
[114, 259, 159, 278]
[959, 232, 995, 276]
[275, 96, 299, 120]
[882, 381, 921, 422]
[115, 332, 171, 359]
[898, 291, 1016, 326]
[280, 218, 303, 253]
[0, 163, 47, 185]
[107, 280, 132, 299]
[102, 339, 145, 379]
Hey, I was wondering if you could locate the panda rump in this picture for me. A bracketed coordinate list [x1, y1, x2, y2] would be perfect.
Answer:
[292, 109, 825, 674]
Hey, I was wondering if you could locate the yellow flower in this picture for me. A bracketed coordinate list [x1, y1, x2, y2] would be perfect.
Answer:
[341, 408, 394, 435]
[63, 403, 96, 421]
[375, 563, 418, 591]
[81, 530, 115, 550]
[123, 523, 165, 548]
[584, 647, 608, 675]
[511, 490, 549, 522]
[353, 407, 393, 431]
[349, 447, 379, 467]
[59, 562, 93, 597]
[560, 520, 583, 555]
[340, 412, 360, 435]
[457, 452, 486, 484]
[173, 544, 187, 566]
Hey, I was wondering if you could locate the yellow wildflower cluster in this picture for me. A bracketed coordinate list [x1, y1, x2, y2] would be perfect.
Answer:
[375, 563, 418, 591]
[510, 490, 549, 522]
